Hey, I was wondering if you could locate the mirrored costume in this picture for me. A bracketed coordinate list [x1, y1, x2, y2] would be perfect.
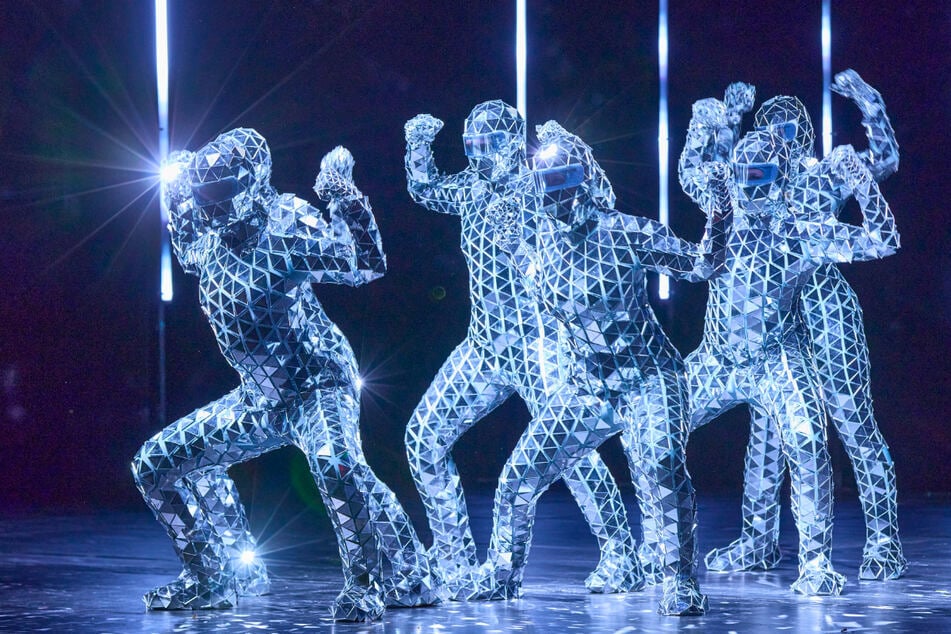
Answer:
[479, 121, 734, 615]
[679, 71, 906, 581]
[679, 122, 899, 595]
[132, 129, 440, 621]
[403, 101, 640, 598]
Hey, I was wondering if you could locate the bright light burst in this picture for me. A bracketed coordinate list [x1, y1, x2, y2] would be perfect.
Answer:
[537, 143, 560, 160]
[160, 162, 182, 184]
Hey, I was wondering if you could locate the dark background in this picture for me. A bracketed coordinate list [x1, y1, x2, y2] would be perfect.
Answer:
[1, 1, 948, 518]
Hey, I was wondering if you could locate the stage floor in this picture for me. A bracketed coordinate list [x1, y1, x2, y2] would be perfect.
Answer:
[1, 492, 949, 633]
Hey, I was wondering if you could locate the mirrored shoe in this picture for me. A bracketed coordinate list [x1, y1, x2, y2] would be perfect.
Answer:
[585, 544, 645, 594]
[234, 556, 270, 596]
[859, 539, 908, 580]
[428, 554, 480, 601]
[704, 536, 782, 572]
[463, 561, 522, 601]
[382, 554, 446, 607]
[658, 575, 707, 616]
[790, 555, 846, 596]
[329, 582, 386, 622]
[144, 574, 236, 610]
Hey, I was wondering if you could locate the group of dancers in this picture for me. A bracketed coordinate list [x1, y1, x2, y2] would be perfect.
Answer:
[131, 69, 905, 620]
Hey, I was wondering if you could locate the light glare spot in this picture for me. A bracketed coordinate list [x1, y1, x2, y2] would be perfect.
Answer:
[160, 162, 182, 184]
[537, 144, 560, 160]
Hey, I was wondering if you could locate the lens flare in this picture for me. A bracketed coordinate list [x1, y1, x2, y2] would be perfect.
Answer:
[160, 162, 182, 184]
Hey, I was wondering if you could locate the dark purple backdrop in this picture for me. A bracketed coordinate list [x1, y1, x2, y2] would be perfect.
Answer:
[1, 1, 948, 512]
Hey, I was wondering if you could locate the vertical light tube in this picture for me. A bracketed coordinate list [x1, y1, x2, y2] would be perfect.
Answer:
[156, 0, 173, 302]
[155, 0, 170, 428]
[155, 0, 169, 159]
[657, 0, 670, 299]
[516, 0, 527, 124]
[821, 0, 832, 157]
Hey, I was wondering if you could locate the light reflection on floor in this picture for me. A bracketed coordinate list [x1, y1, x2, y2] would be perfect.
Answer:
[1, 492, 949, 633]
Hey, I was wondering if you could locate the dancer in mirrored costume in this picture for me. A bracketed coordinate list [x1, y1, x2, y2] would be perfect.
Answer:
[479, 120, 734, 615]
[131, 128, 441, 621]
[679, 70, 906, 581]
[679, 122, 900, 595]
[403, 101, 640, 598]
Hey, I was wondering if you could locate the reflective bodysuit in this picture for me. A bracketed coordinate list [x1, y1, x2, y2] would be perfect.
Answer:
[403, 102, 639, 598]
[681, 126, 900, 596]
[481, 121, 733, 615]
[679, 71, 906, 581]
[131, 130, 440, 621]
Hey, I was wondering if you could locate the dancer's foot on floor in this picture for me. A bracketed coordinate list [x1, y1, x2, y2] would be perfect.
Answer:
[859, 539, 907, 581]
[704, 537, 782, 572]
[658, 575, 707, 616]
[144, 573, 236, 610]
[790, 555, 846, 596]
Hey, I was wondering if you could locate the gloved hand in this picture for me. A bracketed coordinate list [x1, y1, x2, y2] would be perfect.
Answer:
[828, 144, 871, 193]
[691, 98, 729, 130]
[832, 69, 884, 118]
[724, 82, 756, 126]
[536, 119, 571, 145]
[405, 114, 444, 147]
[314, 146, 358, 201]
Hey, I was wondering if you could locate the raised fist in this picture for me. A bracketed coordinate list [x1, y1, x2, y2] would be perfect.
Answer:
[724, 82, 756, 125]
[828, 144, 869, 192]
[321, 146, 354, 181]
[692, 98, 728, 130]
[536, 119, 570, 145]
[404, 114, 444, 146]
[314, 146, 357, 201]
[832, 69, 883, 117]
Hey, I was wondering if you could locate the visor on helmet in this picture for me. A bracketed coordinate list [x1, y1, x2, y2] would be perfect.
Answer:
[463, 131, 509, 157]
[535, 163, 585, 193]
[193, 177, 240, 206]
[756, 121, 797, 142]
[734, 162, 779, 186]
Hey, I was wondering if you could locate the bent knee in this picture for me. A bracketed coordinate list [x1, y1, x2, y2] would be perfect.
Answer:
[131, 435, 191, 492]
[130, 439, 164, 490]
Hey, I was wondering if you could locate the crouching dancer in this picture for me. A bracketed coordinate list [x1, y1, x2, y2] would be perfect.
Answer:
[131, 129, 441, 621]
[480, 121, 733, 615]
[680, 73, 906, 580]
[403, 103, 640, 598]
[683, 128, 900, 596]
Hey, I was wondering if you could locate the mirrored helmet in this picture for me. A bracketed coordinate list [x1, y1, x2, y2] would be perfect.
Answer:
[531, 127, 614, 225]
[753, 95, 814, 171]
[463, 100, 525, 181]
[188, 128, 272, 229]
[732, 130, 792, 211]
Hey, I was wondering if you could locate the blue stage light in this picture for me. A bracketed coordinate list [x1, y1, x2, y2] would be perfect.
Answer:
[160, 242, 173, 302]
[516, 0, 527, 124]
[658, 0, 670, 299]
[821, 0, 832, 158]
[155, 0, 172, 302]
